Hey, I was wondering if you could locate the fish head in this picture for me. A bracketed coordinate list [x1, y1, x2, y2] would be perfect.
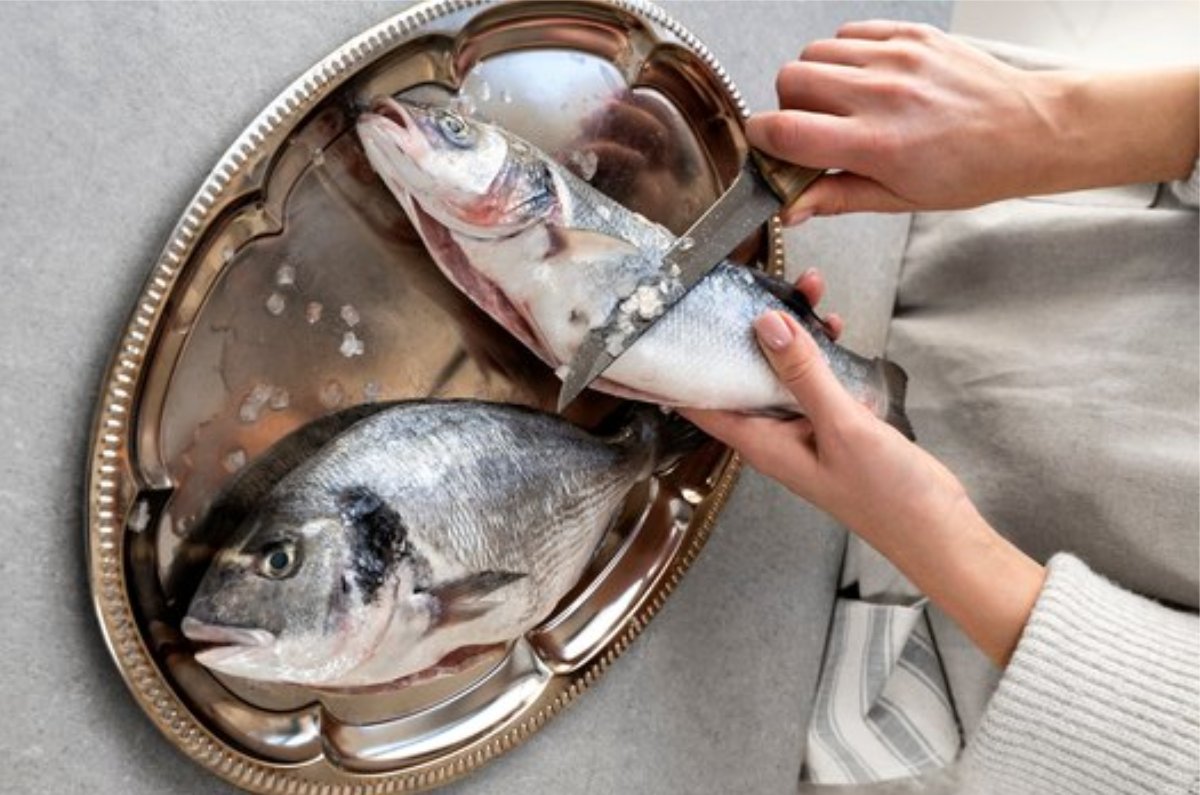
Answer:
[180, 479, 497, 688]
[182, 502, 407, 685]
[357, 97, 557, 238]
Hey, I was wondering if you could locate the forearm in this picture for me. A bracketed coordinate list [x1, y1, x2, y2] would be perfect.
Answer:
[855, 488, 1045, 668]
[1030, 66, 1199, 194]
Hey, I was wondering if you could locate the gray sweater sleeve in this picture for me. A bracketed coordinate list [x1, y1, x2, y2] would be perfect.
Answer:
[1169, 157, 1200, 206]
[961, 554, 1199, 795]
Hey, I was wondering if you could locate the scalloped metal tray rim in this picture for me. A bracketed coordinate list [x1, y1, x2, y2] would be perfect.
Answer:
[84, 1, 768, 792]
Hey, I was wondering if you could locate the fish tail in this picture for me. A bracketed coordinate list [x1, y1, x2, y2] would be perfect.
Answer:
[653, 411, 710, 472]
[607, 407, 710, 476]
[878, 358, 915, 440]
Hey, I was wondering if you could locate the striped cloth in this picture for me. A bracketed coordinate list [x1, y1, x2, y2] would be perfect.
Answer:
[801, 594, 962, 784]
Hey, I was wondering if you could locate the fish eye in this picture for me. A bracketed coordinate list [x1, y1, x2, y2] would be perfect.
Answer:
[435, 110, 475, 147]
[256, 540, 301, 580]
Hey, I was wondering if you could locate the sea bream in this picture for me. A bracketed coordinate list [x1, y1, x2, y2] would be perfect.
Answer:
[356, 98, 911, 436]
[182, 400, 695, 689]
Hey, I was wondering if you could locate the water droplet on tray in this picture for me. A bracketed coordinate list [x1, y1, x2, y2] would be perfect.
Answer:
[339, 331, 365, 358]
[340, 304, 360, 328]
[127, 500, 151, 534]
[265, 292, 286, 316]
[238, 383, 273, 423]
[319, 379, 346, 409]
[568, 150, 598, 182]
[269, 387, 290, 411]
[305, 301, 323, 324]
[222, 448, 247, 473]
[275, 263, 296, 287]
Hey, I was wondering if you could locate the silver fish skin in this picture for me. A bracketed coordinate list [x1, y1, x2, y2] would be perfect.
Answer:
[356, 98, 911, 436]
[183, 401, 680, 688]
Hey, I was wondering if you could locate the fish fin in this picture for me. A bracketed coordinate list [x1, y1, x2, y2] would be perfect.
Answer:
[878, 359, 916, 441]
[306, 643, 509, 693]
[426, 570, 527, 628]
[746, 269, 824, 327]
[542, 225, 641, 269]
[638, 410, 710, 473]
[599, 406, 712, 475]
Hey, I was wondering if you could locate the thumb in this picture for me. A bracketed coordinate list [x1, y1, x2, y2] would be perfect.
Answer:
[754, 311, 857, 424]
[784, 173, 915, 221]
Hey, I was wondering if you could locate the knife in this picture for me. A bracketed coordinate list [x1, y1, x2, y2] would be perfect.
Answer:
[556, 150, 823, 412]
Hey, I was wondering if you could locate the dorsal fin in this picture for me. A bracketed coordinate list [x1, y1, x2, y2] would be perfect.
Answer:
[746, 269, 825, 328]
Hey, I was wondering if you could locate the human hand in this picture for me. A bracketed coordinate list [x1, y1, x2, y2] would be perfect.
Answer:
[681, 283, 1046, 666]
[750, 21, 1200, 220]
[681, 302, 964, 552]
[748, 21, 1062, 218]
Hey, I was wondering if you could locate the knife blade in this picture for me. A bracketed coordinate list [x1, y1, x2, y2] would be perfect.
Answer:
[556, 151, 822, 412]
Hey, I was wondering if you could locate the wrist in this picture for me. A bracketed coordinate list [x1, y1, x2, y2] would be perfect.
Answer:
[849, 469, 971, 565]
[1011, 69, 1090, 196]
[938, 518, 1045, 666]
[1019, 67, 1200, 193]
[853, 483, 1045, 667]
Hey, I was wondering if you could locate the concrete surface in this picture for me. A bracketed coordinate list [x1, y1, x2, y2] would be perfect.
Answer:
[0, 2, 948, 794]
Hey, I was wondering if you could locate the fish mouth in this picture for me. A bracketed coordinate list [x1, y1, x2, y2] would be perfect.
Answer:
[357, 97, 431, 195]
[181, 617, 275, 666]
[367, 96, 414, 130]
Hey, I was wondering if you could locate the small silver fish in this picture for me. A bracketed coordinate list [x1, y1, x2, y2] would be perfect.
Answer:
[182, 401, 695, 689]
[356, 98, 911, 436]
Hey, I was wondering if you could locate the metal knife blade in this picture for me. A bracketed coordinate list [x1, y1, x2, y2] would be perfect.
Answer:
[556, 153, 822, 412]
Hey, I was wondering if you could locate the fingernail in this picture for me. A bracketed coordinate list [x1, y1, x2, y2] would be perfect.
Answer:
[754, 311, 793, 351]
[800, 267, 818, 282]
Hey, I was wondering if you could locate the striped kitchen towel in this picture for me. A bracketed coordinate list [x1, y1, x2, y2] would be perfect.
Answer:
[801, 595, 962, 784]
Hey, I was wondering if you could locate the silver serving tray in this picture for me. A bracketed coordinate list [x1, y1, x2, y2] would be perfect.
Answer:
[86, 1, 783, 792]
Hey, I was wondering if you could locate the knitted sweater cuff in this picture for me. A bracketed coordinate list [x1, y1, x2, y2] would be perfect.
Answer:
[963, 553, 1199, 795]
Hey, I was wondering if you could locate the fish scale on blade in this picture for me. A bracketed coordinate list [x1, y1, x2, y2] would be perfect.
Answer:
[356, 98, 913, 437]
[183, 400, 697, 689]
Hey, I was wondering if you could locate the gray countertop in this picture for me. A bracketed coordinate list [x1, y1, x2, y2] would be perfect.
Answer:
[0, 2, 947, 793]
